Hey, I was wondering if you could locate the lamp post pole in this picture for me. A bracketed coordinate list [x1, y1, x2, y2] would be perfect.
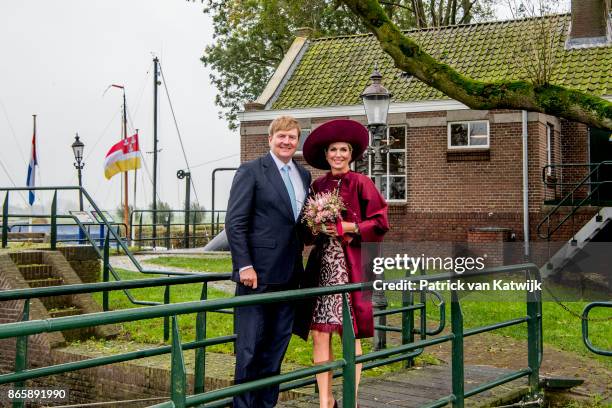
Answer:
[361, 67, 392, 351]
[72, 133, 85, 245]
[177, 170, 191, 248]
[71, 134, 85, 211]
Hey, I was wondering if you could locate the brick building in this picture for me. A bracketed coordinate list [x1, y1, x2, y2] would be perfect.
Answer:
[236, 3, 612, 254]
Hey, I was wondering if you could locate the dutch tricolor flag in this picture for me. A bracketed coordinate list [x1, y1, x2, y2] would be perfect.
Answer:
[26, 130, 37, 205]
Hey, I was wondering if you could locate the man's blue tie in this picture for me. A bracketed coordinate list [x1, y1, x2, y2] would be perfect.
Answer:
[281, 164, 298, 220]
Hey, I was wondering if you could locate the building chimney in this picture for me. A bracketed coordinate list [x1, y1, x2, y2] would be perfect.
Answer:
[567, 0, 611, 48]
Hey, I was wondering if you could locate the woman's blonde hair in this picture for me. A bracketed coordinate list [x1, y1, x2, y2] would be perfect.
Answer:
[324, 142, 353, 153]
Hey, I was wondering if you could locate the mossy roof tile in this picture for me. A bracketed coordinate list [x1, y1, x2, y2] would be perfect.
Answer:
[271, 14, 611, 109]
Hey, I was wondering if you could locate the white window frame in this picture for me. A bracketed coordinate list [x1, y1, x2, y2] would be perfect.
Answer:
[447, 120, 490, 149]
[356, 125, 407, 203]
[294, 128, 311, 156]
[546, 124, 553, 176]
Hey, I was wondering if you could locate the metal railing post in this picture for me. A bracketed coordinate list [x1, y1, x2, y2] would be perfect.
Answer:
[165, 214, 171, 249]
[137, 212, 143, 249]
[192, 213, 197, 248]
[2, 192, 8, 248]
[164, 282, 171, 341]
[419, 268, 427, 340]
[102, 233, 110, 311]
[451, 290, 464, 408]
[170, 316, 187, 408]
[341, 293, 356, 408]
[527, 269, 541, 394]
[50, 191, 57, 250]
[13, 299, 30, 408]
[194, 283, 208, 394]
[402, 268, 414, 368]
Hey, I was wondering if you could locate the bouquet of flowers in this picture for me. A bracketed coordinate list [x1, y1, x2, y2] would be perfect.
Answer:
[302, 191, 345, 234]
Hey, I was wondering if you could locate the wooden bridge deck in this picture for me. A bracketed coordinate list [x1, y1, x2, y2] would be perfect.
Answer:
[279, 364, 530, 408]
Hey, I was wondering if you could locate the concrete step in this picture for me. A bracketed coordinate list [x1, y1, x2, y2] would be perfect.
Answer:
[49, 306, 97, 341]
[9, 251, 44, 265]
[18, 264, 54, 280]
[49, 306, 81, 318]
[40, 294, 74, 310]
[25, 277, 64, 288]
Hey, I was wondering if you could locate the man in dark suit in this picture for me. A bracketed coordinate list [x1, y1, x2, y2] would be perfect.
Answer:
[226, 115, 311, 408]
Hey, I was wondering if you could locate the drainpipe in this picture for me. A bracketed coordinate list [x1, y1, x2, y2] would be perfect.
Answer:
[522, 110, 530, 261]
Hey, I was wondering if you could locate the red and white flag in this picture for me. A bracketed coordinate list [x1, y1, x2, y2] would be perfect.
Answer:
[104, 134, 141, 180]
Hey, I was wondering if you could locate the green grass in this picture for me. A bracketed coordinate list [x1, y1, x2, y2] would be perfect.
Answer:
[383, 269, 612, 368]
[94, 257, 611, 374]
[91, 268, 235, 355]
[92, 263, 407, 376]
[146, 256, 233, 272]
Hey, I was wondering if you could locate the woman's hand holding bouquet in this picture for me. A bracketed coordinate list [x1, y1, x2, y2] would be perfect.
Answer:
[302, 191, 345, 237]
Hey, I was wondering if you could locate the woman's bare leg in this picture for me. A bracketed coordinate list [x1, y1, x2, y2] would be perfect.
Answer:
[312, 330, 335, 408]
[355, 339, 363, 398]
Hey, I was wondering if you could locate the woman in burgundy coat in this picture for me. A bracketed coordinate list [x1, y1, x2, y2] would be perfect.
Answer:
[296, 119, 389, 408]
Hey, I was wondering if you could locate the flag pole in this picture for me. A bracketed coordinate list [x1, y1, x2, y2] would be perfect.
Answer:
[29, 114, 37, 233]
[133, 129, 139, 243]
[122, 89, 130, 244]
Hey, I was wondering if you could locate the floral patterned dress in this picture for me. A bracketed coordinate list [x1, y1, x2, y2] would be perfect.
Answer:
[310, 237, 352, 333]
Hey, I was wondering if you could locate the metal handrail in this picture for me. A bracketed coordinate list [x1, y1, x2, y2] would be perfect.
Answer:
[1, 186, 225, 340]
[8, 221, 128, 246]
[130, 209, 226, 249]
[542, 162, 612, 187]
[537, 161, 612, 240]
[581, 301, 612, 356]
[0, 263, 542, 408]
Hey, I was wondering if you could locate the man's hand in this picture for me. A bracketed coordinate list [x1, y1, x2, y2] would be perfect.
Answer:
[239, 267, 258, 289]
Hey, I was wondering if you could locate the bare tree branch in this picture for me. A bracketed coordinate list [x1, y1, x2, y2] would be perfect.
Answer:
[338, 0, 612, 129]
[378, 0, 414, 12]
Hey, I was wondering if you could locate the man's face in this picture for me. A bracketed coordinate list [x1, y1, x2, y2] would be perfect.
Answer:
[268, 127, 299, 163]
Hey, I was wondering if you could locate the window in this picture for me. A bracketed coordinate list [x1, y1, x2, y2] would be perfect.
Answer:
[295, 129, 311, 155]
[546, 124, 553, 175]
[448, 121, 489, 149]
[353, 125, 407, 202]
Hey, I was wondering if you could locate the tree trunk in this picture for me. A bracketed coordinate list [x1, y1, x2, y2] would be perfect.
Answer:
[339, 0, 612, 130]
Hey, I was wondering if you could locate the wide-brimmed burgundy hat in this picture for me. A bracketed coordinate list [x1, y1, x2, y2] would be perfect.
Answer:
[303, 119, 369, 170]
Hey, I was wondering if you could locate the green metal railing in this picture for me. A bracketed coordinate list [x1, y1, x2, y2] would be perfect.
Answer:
[581, 301, 612, 356]
[0, 271, 233, 408]
[538, 161, 612, 240]
[1, 187, 223, 338]
[0, 263, 543, 408]
[130, 209, 226, 249]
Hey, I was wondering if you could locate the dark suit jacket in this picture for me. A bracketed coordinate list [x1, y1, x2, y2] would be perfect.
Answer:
[226, 153, 311, 285]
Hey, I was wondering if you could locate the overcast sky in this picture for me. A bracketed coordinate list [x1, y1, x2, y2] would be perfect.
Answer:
[0, 1, 568, 214]
[0, 0, 238, 213]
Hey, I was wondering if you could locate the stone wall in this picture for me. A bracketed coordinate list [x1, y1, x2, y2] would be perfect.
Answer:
[57, 246, 101, 283]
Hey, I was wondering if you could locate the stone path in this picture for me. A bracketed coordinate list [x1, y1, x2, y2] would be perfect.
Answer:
[109, 253, 236, 294]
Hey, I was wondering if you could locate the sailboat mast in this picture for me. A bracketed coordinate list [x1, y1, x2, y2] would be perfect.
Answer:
[122, 90, 129, 240]
[152, 57, 159, 247]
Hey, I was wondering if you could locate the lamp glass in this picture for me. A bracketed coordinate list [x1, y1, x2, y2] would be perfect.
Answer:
[72, 139, 84, 162]
[363, 94, 391, 125]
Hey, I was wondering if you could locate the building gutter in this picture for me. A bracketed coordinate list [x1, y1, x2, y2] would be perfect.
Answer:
[522, 110, 530, 260]
[238, 100, 470, 122]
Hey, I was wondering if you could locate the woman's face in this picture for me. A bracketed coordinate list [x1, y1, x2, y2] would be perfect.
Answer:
[325, 142, 352, 172]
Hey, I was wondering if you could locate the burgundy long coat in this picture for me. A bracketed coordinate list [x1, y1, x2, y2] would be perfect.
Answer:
[294, 171, 389, 340]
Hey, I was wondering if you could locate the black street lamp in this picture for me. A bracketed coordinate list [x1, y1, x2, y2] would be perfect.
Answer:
[72, 133, 85, 211]
[361, 67, 392, 351]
